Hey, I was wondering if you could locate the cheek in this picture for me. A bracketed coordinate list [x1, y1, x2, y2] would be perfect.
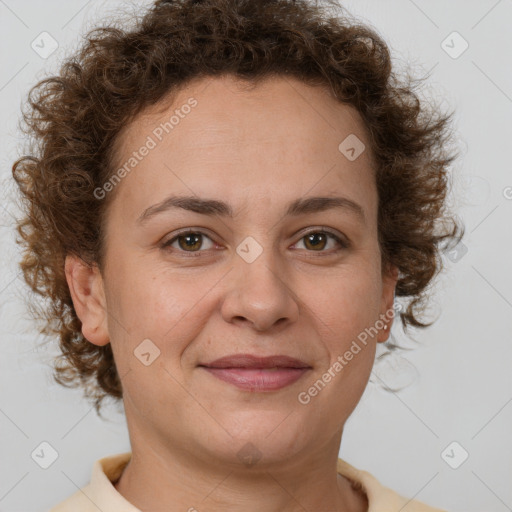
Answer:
[105, 264, 214, 366]
[108, 256, 200, 328]
[306, 274, 379, 403]
[303, 265, 382, 336]
[104, 269, 209, 405]
[301, 267, 382, 392]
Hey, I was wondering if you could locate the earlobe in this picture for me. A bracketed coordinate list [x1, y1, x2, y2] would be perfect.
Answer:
[64, 254, 110, 346]
[377, 263, 399, 343]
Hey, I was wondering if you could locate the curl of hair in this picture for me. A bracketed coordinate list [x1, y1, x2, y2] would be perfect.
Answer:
[12, 0, 464, 414]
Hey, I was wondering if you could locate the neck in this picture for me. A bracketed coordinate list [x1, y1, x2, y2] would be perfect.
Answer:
[113, 440, 368, 512]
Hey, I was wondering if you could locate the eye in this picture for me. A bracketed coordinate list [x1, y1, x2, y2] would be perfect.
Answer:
[160, 230, 216, 255]
[160, 228, 349, 257]
[293, 229, 349, 253]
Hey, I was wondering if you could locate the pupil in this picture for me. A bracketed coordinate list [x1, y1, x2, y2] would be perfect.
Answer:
[307, 233, 325, 250]
[180, 234, 201, 250]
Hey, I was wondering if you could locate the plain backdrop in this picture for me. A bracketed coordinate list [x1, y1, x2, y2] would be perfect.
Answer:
[0, 1, 511, 511]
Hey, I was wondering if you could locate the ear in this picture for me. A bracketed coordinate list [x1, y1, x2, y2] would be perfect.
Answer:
[64, 254, 110, 346]
[377, 262, 399, 343]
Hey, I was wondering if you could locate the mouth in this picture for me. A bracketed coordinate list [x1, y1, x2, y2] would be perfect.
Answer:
[198, 354, 311, 392]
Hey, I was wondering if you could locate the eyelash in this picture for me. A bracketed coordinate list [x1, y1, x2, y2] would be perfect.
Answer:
[159, 228, 350, 257]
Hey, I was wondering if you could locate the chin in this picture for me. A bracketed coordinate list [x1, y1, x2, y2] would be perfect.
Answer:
[215, 414, 309, 457]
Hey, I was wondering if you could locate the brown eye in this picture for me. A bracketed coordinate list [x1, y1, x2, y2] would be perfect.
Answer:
[294, 230, 348, 253]
[161, 231, 215, 253]
[177, 233, 203, 251]
[304, 232, 328, 251]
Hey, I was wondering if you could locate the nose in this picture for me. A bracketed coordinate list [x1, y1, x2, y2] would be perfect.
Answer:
[220, 247, 300, 332]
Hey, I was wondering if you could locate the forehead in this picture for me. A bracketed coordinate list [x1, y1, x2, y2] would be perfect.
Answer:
[118, 74, 372, 155]
[108, 74, 377, 220]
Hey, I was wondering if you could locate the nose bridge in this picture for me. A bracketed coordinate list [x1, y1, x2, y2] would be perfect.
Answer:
[237, 232, 288, 298]
[222, 233, 299, 331]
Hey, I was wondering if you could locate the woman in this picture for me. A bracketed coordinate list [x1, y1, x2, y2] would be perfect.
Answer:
[12, 0, 463, 510]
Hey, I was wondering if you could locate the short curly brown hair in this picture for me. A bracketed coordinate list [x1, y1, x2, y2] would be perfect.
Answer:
[12, 0, 464, 415]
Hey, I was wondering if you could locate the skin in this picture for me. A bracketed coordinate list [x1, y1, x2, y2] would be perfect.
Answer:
[65, 74, 398, 512]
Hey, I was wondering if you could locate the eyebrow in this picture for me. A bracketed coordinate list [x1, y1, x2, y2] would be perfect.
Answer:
[137, 195, 366, 225]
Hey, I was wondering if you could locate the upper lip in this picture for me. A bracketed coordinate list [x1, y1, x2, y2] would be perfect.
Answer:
[199, 354, 311, 369]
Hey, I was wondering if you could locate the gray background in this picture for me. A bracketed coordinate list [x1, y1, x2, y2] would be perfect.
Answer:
[0, 1, 511, 511]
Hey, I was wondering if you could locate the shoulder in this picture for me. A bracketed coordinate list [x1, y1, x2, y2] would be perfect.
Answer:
[49, 484, 95, 512]
[337, 458, 448, 512]
[49, 452, 135, 512]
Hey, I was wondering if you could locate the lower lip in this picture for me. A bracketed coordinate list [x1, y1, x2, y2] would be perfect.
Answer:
[201, 367, 310, 391]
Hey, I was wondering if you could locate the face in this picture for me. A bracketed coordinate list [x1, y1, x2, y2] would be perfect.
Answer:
[67, 74, 397, 468]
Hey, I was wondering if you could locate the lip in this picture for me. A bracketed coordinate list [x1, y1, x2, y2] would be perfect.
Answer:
[201, 367, 310, 391]
[198, 354, 311, 392]
[200, 354, 311, 369]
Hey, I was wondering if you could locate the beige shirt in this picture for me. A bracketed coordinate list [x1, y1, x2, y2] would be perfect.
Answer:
[50, 452, 447, 511]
